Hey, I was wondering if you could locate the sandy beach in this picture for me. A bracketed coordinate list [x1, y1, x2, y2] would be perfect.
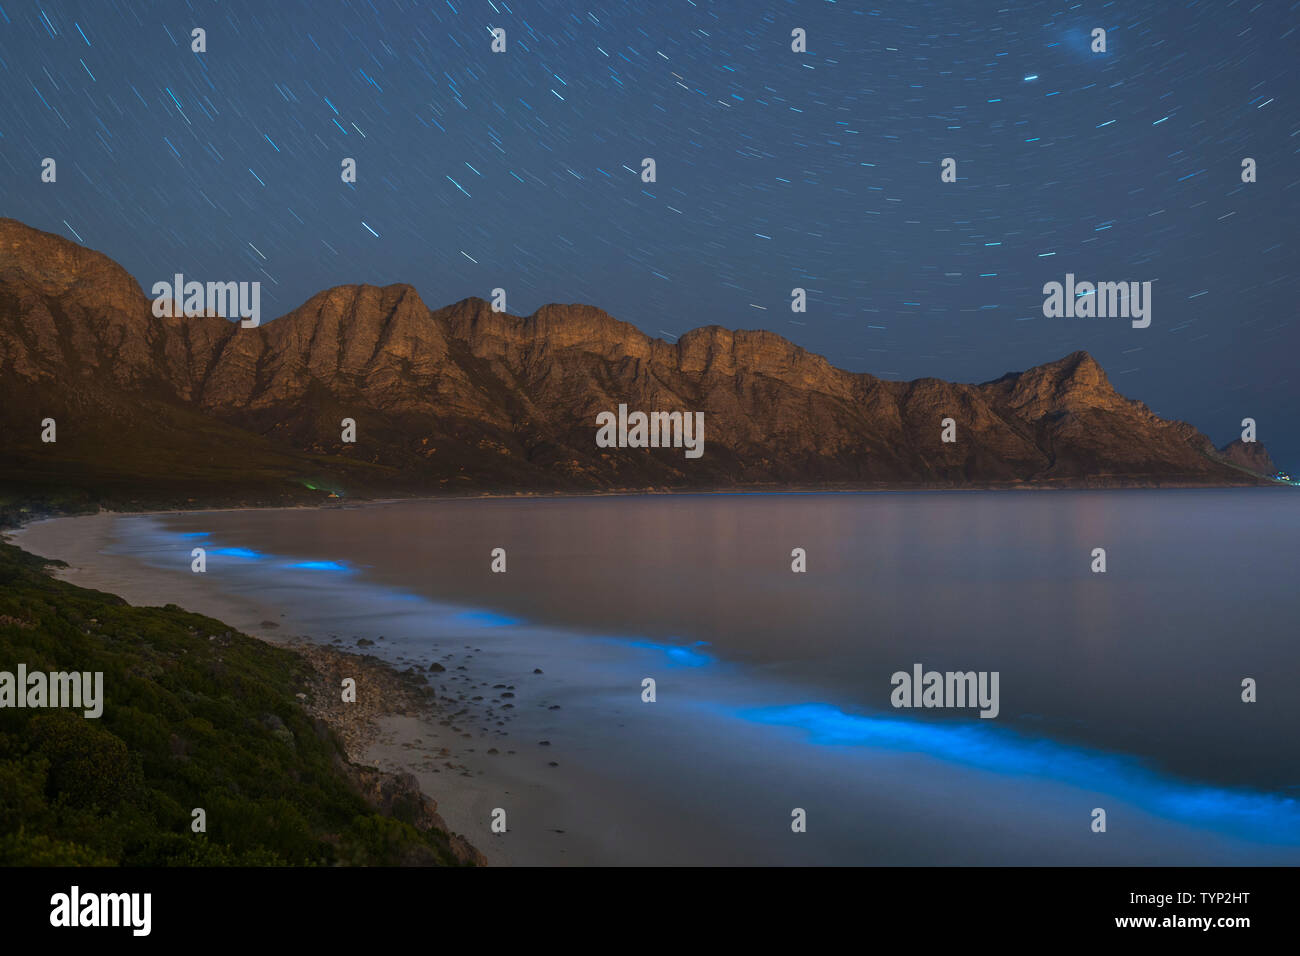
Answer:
[8, 507, 824, 866]
[10, 498, 1300, 867]
[7, 510, 611, 866]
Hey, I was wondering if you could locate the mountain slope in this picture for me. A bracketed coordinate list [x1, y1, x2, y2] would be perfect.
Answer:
[0, 217, 1264, 506]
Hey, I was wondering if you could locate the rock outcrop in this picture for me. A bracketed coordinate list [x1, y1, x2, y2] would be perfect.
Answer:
[0, 217, 1266, 497]
[1218, 438, 1276, 476]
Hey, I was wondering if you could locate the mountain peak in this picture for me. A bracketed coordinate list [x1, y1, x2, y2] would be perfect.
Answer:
[1219, 438, 1276, 476]
[1056, 349, 1105, 377]
[984, 348, 1124, 419]
[440, 298, 654, 362]
[287, 282, 429, 317]
[0, 216, 1264, 492]
[0, 218, 146, 318]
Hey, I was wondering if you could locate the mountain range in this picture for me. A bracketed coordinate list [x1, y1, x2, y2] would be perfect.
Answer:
[0, 217, 1273, 512]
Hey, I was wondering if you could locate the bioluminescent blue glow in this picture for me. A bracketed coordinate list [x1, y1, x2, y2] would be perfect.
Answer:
[452, 610, 523, 627]
[737, 703, 1300, 845]
[624, 639, 714, 667]
[181, 533, 348, 572]
[287, 560, 350, 572]
[210, 547, 264, 559]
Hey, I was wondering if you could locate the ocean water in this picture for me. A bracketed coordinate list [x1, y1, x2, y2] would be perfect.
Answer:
[120, 490, 1300, 863]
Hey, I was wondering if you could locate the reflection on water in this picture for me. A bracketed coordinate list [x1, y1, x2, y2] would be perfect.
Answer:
[161, 490, 1300, 790]
[144, 490, 1300, 862]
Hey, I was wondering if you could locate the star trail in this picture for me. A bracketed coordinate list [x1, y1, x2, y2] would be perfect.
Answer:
[0, 0, 1296, 463]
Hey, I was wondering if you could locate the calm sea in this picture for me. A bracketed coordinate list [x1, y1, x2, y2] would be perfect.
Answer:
[129, 490, 1300, 863]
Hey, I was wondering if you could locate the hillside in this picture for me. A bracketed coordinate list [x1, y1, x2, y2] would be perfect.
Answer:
[0, 217, 1266, 509]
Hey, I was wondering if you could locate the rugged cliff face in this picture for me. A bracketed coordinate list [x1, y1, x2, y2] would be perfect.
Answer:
[1218, 438, 1276, 476]
[0, 217, 1265, 504]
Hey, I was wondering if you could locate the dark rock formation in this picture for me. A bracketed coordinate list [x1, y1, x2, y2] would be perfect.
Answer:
[349, 765, 487, 867]
[1218, 438, 1276, 476]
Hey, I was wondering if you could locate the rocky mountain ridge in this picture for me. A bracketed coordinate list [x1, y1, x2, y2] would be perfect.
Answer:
[0, 217, 1271, 505]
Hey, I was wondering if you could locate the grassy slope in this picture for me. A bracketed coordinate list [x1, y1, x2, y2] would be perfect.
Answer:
[0, 540, 467, 866]
[0, 383, 409, 517]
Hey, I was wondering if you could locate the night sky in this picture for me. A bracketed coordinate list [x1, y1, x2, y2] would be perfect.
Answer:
[2, 1, 1296, 467]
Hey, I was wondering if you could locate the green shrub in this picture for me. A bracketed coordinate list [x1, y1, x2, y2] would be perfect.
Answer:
[0, 540, 468, 866]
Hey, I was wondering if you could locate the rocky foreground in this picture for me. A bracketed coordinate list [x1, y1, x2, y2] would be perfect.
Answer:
[291, 640, 487, 866]
[0, 534, 484, 866]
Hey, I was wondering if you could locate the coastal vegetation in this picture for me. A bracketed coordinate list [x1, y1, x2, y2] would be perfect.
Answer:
[0, 539, 470, 866]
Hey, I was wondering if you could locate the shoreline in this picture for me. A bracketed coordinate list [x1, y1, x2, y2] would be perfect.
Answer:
[4, 477, 1288, 532]
[9, 501, 1300, 866]
[5, 514, 522, 864]
[5, 511, 622, 866]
